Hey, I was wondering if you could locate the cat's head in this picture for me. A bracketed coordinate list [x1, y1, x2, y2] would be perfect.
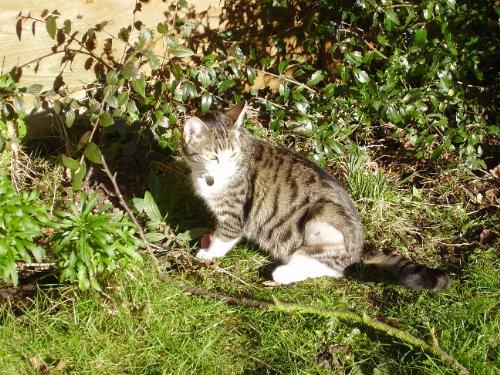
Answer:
[182, 102, 247, 170]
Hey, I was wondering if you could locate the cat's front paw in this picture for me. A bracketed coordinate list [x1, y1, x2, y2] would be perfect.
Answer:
[196, 249, 218, 260]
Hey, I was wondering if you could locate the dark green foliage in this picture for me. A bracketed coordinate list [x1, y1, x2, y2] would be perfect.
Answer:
[51, 193, 142, 291]
[0, 173, 51, 286]
[252, 0, 498, 168]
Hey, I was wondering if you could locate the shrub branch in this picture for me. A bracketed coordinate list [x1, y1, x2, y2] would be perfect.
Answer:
[100, 156, 165, 280]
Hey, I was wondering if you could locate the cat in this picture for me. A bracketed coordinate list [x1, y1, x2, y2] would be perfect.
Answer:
[182, 102, 450, 290]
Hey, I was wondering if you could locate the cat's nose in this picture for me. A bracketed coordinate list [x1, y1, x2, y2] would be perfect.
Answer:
[205, 175, 214, 186]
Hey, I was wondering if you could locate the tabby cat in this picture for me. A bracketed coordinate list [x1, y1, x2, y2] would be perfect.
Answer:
[182, 102, 449, 290]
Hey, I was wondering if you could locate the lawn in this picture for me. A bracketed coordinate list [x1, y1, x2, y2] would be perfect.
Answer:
[1, 154, 498, 375]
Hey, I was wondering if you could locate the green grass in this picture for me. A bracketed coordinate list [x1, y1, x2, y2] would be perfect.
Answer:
[1, 152, 499, 374]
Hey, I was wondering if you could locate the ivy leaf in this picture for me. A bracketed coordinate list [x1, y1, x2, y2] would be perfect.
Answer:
[131, 77, 146, 98]
[63, 19, 71, 34]
[106, 71, 118, 85]
[201, 92, 212, 114]
[46, 16, 57, 40]
[84, 142, 103, 164]
[122, 63, 139, 80]
[145, 50, 160, 70]
[170, 44, 195, 57]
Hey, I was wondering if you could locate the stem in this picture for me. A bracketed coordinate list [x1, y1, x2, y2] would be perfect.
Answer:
[100, 156, 165, 280]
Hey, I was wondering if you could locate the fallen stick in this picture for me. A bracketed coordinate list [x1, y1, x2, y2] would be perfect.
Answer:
[172, 280, 469, 375]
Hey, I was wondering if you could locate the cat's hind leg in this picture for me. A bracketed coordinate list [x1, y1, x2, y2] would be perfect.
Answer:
[271, 220, 349, 284]
[272, 253, 343, 284]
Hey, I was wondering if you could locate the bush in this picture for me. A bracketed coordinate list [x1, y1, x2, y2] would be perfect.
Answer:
[52, 193, 142, 291]
[11, 0, 497, 174]
[0, 173, 50, 286]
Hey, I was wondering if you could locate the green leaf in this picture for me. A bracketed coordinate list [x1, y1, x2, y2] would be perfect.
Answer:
[131, 77, 146, 98]
[104, 95, 119, 109]
[170, 44, 195, 57]
[84, 142, 103, 164]
[117, 91, 129, 106]
[106, 71, 118, 85]
[99, 112, 114, 127]
[77, 267, 90, 291]
[307, 70, 324, 86]
[27, 84, 43, 94]
[353, 69, 370, 84]
[65, 109, 75, 128]
[63, 19, 71, 34]
[61, 155, 80, 170]
[46, 16, 57, 40]
[71, 161, 86, 191]
[323, 83, 335, 98]
[201, 92, 212, 114]
[217, 79, 235, 94]
[344, 51, 363, 66]
[143, 191, 162, 223]
[118, 27, 130, 42]
[145, 50, 160, 70]
[247, 67, 257, 84]
[157, 22, 168, 34]
[413, 28, 427, 47]
[77, 131, 91, 151]
[30, 246, 45, 263]
[122, 63, 138, 80]
[144, 232, 166, 243]
[178, 227, 209, 241]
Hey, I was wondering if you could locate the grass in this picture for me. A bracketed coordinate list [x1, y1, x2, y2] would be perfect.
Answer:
[0, 150, 499, 374]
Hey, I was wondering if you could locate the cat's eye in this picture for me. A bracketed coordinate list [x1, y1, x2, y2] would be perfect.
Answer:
[208, 155, 219, 161]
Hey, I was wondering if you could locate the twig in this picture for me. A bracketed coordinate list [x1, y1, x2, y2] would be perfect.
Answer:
[247, 65, 317, 94]
[100, 156, 165, 280]
[18, 262, 55, 270]
[171, 280, 469, 375]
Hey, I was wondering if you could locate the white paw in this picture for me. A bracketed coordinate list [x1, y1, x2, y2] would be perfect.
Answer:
[196, 248, 218, 260]
[271, 265, 298, 285]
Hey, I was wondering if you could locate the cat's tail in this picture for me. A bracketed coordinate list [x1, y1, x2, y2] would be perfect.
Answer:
[364, 253, 450, 291]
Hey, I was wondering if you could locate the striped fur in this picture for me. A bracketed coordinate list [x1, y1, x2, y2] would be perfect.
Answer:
[182, 102, 449, 290]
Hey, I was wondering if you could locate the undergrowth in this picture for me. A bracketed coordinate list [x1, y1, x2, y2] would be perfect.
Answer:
[0, 0, 499, 374]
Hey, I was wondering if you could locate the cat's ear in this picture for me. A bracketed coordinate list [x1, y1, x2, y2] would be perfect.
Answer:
[225, 101, 247, 129]
[183, 117, 207, 143]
